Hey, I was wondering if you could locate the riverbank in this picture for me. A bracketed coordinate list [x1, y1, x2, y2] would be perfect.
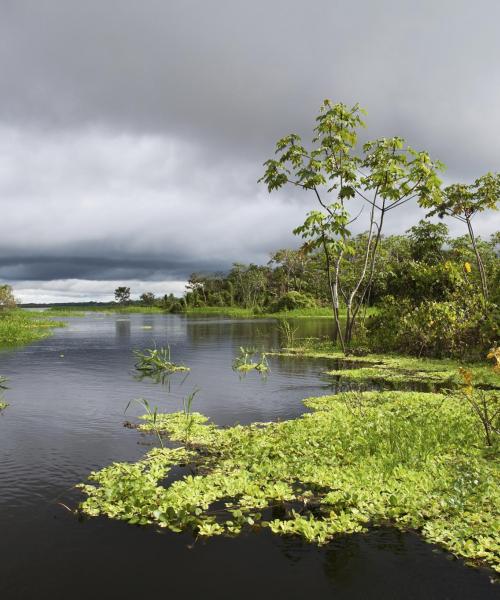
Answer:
[41, 305, 339, 318]
[0, 310, 65, 346]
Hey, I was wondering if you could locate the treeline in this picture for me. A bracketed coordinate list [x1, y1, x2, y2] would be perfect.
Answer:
[181, 221, 499, 311]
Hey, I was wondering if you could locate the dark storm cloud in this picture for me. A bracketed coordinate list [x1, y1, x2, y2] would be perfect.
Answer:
[0, 0, 499, 300]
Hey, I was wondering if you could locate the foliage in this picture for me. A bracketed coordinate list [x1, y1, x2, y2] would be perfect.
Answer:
[422, 172, 500, 301]
[276, 319, 299, 349]
[114, 286, 131, 305]
[140, 292, 156, 306]
[260, 99, 444, 352]
[134, 346, 189, 374]
[79, 389, 500, 572]
[269, 291, 316, 312]
[0, 284, 17, 310]
[232, 347, 269, 372]
[367, 294, 499, 359]
[458, 361, 499, 447]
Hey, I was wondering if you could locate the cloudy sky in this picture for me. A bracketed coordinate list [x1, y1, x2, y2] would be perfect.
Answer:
[1, 0, 499, 303]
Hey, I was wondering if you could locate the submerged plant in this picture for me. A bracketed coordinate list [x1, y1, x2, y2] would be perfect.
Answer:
[134, 345, 189, 375]
[232, 347, 269, 372]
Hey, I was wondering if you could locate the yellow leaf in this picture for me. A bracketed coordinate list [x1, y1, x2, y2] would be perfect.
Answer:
[464, 262, 472, 273]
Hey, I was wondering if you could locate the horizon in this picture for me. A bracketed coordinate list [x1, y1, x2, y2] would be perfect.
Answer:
[1, 0, 499, 303]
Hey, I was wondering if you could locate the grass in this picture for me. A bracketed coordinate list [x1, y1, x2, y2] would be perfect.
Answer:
[79, 387, 499, 573]
[0, 309, 65, 346]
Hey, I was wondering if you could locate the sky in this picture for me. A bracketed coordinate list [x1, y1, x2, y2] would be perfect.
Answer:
[1, 0, 499, 303]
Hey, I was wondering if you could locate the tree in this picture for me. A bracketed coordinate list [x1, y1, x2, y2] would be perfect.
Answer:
[422, 172, 500, 302]
[114, 286, 131, 305]
[140, 292, 156, 306]
[0, 285, 16, 310]
[260, 99, 443, 352]
[407, 220, 449, 264]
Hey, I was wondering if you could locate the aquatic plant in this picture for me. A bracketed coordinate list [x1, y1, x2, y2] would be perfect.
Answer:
[134, 345, 189, 375]
[125, 398, 164, 448]
[79, 388, 500, 573]
[232, 347, 269, 372]
[0, 376, 7, 412]
[276, 318, 298, 349]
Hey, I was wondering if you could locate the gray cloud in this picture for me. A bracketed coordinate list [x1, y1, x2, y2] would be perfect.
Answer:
[0, 0, 499, 301]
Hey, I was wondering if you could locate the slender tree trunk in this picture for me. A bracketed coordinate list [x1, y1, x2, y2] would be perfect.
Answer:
[322, 237, 345, 352]
[466, 217, 489, 302]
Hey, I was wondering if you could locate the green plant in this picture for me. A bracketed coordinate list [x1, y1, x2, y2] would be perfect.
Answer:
[458, 363, 499, 447]
[182, 388, 200, 445]
[125, 398, 164, 449]
[134, 345, 189, 374]
[80, 388, 500, 572]
[261, 99, 443, 352]
[232, 347, 269, 372]
[276, 318, 299, 349]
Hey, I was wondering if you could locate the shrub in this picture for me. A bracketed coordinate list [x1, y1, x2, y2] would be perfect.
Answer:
[269, 291, 316, 312]
[368, 295, 499, 359]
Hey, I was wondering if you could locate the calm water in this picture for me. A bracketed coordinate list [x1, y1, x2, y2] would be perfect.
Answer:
[0, 313, 497, 599]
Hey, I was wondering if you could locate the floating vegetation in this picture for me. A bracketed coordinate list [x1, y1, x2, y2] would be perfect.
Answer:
[271, 344, 500, 392]
[134, 345, 189, 375]
[232, 347, 269, 372]
[79, 386, 500, 573]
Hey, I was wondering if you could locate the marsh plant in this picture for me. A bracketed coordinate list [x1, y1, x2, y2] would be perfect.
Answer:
[134, 345, 189, 375]
[125, 398, 164, 448]
[277, 318, 298, 349]
[232, 346, 269, 372]
[182, 388, 200, 445]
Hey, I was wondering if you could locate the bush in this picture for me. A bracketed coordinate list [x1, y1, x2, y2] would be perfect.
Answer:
[269, 291, 317, 312]
[368, 295, 499, 359]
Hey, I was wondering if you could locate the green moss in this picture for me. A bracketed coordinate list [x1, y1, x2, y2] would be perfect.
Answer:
[79, 389, 500, 573]
[0, 401, 7, 411]
[0, 310, 65, 347]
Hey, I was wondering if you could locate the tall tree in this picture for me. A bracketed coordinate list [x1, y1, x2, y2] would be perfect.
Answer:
[261, 100, 443, 352]
[114, 286, 131, 305]
[422, 172, 500, 301]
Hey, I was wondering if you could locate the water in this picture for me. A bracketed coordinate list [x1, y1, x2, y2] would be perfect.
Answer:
[0, 313, 497, 599]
